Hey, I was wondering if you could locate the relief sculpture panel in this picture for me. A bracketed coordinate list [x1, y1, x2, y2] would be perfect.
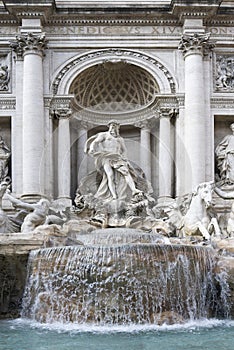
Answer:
[215, 55, 234, 91]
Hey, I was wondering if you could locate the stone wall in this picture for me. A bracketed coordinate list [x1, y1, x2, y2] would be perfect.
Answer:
[217, 254, 234, 317]
[0, 231, 46, 319]
[0, 253, 28, 319]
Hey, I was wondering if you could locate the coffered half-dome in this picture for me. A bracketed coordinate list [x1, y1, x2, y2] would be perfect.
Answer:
[70, 61, 159, 113]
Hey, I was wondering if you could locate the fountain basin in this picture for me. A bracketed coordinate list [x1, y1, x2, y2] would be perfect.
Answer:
[21, 228, 230, 325]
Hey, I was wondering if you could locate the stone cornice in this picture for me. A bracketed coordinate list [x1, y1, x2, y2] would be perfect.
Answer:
[2, 1, 55, 24]
[0, 17, 233, 28]
[0, 1, 233, 27]
[74, 109, 157, 126]
[47, 18, 179, 26]
[72, 94, 179, 125]
[171, 1, 220, 21]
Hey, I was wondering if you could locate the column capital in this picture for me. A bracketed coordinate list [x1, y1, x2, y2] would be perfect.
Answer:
[10, 33, 48, 58]
[178, 33, 214, 58]
[159, 107, 178, 119]
[50, 96, 73, 119]
[135, 118, 155, 130]
[51, 107, 72, 120]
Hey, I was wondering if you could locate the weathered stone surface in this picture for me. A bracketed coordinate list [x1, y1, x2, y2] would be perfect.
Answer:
[0, 253, 28, 319]
[0, 227, 68, 255]
[216, 256, 234, 317]
[0, 232, 45, 254]
[212, 237, 234, 255]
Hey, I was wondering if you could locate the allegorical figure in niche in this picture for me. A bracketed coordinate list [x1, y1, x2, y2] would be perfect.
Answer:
[216, 123, 234, 185]
[84, 120, 143, 202]
[0, 136, 11, 183]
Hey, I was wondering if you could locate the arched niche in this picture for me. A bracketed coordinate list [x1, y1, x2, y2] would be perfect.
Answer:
[51, 48, 178, 97]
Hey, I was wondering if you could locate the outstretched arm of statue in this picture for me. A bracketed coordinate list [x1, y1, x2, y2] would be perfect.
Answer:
[5, 190, 35, 211]
[85, 133, 105, 155]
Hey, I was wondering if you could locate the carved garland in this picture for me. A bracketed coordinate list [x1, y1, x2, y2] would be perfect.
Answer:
[52, 49, 176, 95]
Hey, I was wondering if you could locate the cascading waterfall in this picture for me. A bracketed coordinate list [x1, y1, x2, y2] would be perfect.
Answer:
[21, 230, 230, 325]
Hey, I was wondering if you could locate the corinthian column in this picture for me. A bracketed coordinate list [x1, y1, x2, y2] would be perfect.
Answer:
[11, 33, 47, 201]
[158, 108, 174, 201]
[10, 45, 23, 197]
[136, 120, 152, 181]
[178, 33, 213, 193]
[77, 121, 91, 185]
[54, 107, 72, 206]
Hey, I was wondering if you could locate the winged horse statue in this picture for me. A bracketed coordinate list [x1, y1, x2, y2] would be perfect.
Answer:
[181, 182, 221, 239]
[165, 182, 221, 240]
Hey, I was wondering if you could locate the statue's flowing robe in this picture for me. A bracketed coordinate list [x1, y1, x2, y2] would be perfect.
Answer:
[216, 135, 234, 183]
[78, 132, 151, 209]
[94, 152, 139, 201]
[79, 152, 148, 202]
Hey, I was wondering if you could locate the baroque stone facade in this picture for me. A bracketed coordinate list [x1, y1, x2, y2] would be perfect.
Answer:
[1, 1, 234, 320]
[0, 0, 233, 207]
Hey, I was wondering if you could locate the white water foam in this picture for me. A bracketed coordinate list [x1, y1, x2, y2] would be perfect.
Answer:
[11, 318, 234, 334]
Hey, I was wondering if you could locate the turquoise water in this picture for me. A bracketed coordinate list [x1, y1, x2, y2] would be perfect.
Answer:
[0, 319, 234, 350]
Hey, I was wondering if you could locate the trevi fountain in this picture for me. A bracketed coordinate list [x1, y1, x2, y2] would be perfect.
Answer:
[0, 1, 234, 350]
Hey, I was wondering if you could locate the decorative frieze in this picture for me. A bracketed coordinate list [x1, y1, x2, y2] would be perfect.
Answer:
[45, 25, 182, 36]
[0, 98, 15, 110]
[215, 55, 234, 92]
[211, 97, 234, 110]
[10, 33, 48, 58]
[155, 96, 180, 110]
[178, 33, 214, 57]
[73, 95, 179, 126]
[74, 108, 156, 126]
